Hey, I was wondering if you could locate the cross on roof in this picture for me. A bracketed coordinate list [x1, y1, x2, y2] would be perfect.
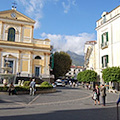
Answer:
[12, 1, 17, 10]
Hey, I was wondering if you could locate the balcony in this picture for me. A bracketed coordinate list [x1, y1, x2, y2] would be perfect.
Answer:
[101, 63, 109, 69]
[101, 41, 108, 49]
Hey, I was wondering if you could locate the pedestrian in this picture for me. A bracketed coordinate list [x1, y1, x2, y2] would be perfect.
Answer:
[76, 81, 79, 87]
[93, 85, 100, 105]
[101, 84, 106, 106]
[82, 83, 84, 88]
[69, 81, 72, 87]
[86, 83, 89, 90]
[30, 79, 36, 96]
[88, 84, 91, 90]
[8, 82, 15, 95]
[52, 82, 56, 88]
[73, 82, 76, 88]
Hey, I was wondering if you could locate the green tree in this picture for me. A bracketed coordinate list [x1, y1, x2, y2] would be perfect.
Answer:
[77, 70, 97, 82]
[53, 51, 72, 78]
[77, 71, 84, 82]
[102, 67, 120, 82]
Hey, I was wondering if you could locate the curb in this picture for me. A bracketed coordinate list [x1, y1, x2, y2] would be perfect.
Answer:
[0, 88, 56, 95]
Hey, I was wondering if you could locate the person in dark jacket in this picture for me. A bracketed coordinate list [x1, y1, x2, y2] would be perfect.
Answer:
[93, 85, 100, 105]
[101, 84, 106, 106]
[8, 82, 15, 95]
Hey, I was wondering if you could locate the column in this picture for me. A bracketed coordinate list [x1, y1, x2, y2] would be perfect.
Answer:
[18, 50, 22, 73]
[31, 26, 34, 42]
[20, 25, 23, 42]
[46, 53, 50, 75]
[1, 22, 4, 39]
[44, 53, 46, 74]
[0, 48, 2, 70]
[30, 51, 33, 77]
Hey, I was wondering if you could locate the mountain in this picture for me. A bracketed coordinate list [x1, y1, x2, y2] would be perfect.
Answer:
[67, 51, 84, 66]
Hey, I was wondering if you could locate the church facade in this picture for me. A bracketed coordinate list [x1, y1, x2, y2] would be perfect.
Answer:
[0, 8, 51, 81]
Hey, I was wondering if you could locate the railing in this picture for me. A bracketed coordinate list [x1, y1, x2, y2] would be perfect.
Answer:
[101, 41, 108, 49]
[0, 38, 50, 46]
[102, 63, 109, 68]
[33, 39, 50, 45]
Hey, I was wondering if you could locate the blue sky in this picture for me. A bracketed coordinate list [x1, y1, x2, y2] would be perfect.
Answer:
[0, 0, 119, 55]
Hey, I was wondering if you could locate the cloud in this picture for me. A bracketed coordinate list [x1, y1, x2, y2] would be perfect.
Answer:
[16, 0, 45, 29]
[41, 32, 96, 55]
[16, 0, 76, 29]
[62, 0, 76, 13]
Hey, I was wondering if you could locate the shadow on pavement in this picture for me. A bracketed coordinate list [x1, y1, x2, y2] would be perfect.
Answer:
[106, 102, 117, 106]
[0, 106, 119, 120]
[0, 107, 26, 110]
[0, 100, 12, 103]
[57, 86, 81, 90]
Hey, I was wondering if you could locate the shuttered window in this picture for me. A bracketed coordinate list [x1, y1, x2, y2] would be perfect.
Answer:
[102, 56, 103, 64]
[102, 55, 109, 68]
[101, 32, 108, 43]
[106, 32, 108, 42]
[106, 55, 109, 63]
[102, 34, 104, 43]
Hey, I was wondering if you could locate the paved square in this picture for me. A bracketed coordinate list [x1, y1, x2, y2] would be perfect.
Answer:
[0, 87, 119, 120]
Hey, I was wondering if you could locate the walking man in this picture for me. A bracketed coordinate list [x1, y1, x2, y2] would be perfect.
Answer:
[30, 79, 36, 96]
[101, 84, 106, 106]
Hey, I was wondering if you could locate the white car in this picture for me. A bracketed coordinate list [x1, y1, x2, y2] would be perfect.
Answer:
[55, 79, 65, 87]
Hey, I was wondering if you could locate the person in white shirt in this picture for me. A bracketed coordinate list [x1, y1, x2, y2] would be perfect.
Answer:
[30, 79, 36, 96]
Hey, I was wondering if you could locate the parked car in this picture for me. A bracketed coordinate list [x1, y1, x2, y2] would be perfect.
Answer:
[55, 79, 65, 87]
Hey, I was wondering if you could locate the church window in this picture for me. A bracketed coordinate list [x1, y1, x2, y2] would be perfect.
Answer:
[8, 28, 15, 42]
[35, 56, 41, 59]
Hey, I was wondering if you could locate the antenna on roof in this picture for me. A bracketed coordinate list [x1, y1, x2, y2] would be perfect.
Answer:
[12, 1, 17, 10]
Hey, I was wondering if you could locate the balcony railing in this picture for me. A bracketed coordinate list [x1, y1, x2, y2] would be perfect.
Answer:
[101, 41, 108, 49]
[102, 63, 109, 69]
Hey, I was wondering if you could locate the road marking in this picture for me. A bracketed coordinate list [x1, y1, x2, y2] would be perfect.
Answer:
[28, 95, 40, 105]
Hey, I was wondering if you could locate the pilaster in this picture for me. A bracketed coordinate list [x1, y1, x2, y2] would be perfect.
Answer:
[44, 53, 47, 74]
[31, 26, 34, 41]
[20, 24, 23, 42]
[18, 50, 22, 72]
[30, 51, 33, 76]
[1, 22, 4, 39]
[0, 48, 2, 70]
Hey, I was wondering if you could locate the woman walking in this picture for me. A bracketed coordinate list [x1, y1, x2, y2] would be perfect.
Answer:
[93, 85, 100, 105]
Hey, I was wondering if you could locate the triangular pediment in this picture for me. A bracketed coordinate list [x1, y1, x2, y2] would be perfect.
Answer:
[3, 54, 17, 59]
[0, 9, 35, 24]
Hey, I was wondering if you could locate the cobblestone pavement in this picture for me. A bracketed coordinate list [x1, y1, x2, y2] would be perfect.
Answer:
[0, 86, 119, 120]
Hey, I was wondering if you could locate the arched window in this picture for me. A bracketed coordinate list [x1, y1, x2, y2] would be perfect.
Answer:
[35, 56, 41, 59]
[8, 28, 15, 42]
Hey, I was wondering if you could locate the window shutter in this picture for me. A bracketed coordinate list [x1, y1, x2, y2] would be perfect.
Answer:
[102, 34, 104, 43]
[106, 32, 108, 41]
[102, 56, 103, 64]
[106, 55, 109, 63]
[102, 56, 104, 67]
